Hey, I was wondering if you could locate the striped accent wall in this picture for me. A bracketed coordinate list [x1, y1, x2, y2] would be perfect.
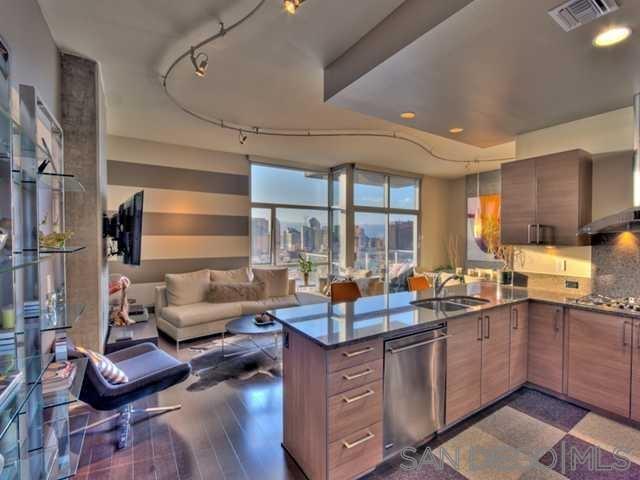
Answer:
[107, 135, 250, 304]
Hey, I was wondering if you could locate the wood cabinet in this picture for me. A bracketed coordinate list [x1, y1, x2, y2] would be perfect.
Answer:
[632, 321, 640, 422]
[446, 306, 510, 424]
[283, 328, 383, 480]
[446, 313, 482, 425]
[481, 307, 510, 405]
[501, 149, 592, 246]
[528, 302, 564, 393]
[509, 302, 529, 389]
[567, 309, 632, 417]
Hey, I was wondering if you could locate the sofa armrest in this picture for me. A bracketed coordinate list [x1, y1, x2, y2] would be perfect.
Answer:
[155, 285, 168, 317]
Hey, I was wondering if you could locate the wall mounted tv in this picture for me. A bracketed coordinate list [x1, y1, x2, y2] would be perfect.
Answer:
[104, 190, 144, 266]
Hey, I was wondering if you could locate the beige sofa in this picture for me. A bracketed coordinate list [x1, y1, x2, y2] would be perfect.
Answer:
[155, 267, 298, 347]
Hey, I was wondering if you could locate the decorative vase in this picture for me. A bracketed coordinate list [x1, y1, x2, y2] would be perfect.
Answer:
[303, 272, 309, 286]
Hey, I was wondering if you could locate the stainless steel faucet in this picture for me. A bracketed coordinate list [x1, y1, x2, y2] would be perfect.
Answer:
[433, 272, 465, 297]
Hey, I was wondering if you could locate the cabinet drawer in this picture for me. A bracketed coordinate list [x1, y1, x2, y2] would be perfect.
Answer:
[328, 381, 383, 443]
[328, 339, 383, 373]
[329, 422, 382, 480]
[328, 359, 383, 396]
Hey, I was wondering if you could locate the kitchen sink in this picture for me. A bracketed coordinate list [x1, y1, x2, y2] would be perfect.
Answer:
[412, 296, 490, 312]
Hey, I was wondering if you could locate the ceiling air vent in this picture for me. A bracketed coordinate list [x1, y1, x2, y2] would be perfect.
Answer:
[549, 0, 619, 32]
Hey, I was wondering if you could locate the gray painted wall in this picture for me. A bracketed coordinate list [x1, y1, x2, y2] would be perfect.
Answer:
[0, 0, 60, 117]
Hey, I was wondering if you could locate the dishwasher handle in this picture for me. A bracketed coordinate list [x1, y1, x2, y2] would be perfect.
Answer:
[388, 335, 451, 354]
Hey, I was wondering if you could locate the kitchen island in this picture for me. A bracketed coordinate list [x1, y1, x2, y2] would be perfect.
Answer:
[271, 282, 640, 480]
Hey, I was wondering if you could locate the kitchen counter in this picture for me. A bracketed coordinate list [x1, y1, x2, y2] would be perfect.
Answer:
[272, 281, 636, 349]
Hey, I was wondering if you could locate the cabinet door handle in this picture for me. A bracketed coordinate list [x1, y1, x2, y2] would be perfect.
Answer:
[623, 321, 632, 347]
[342, 346, 373, 358]
[513, 308, 519, 330]
[343, 368, 373, 381]
[343, 431, 375, 449]
[554, 309, 562, 333]
[484, 316, 491, 339]
[636, 322, 640, 350]
[477, 316, 483, 341]
[342, 389, 375, 404]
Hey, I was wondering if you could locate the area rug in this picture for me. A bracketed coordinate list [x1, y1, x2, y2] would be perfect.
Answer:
[186, 334, 281, 392]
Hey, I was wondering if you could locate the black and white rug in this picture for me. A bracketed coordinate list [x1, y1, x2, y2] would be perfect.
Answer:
[186, 334, 282, 392]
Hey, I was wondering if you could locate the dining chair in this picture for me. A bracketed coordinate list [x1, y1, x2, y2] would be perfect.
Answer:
[407, 275, 431, 292]
[330, 281, 362, 303]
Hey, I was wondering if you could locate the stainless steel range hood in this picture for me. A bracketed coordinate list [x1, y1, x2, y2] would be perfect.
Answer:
[579, 93, 640, 235]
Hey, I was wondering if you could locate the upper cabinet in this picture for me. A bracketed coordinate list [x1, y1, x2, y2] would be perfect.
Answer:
[501, 150, 592, 246]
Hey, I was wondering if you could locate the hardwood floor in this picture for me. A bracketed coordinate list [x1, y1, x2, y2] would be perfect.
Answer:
[74, 334, 307, 480]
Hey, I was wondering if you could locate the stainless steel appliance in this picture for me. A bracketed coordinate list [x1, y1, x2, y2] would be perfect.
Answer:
[383, 325, 447, 459]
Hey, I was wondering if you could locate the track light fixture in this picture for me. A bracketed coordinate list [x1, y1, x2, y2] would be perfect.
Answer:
[189, 47, 209, 78]
[283, 0, 305, 15]
[238, 130, 248, 145]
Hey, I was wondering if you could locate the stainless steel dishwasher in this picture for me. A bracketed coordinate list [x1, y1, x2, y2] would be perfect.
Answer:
[383, 324, 447, 459]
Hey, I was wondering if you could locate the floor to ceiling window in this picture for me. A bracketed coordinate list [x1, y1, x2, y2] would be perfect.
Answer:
[251, 162, 420, 293]
[351, 169, 420, 292]
[250, 163, 329, 284]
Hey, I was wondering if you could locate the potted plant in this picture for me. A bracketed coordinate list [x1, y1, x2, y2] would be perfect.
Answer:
[298, 254, 314, 287]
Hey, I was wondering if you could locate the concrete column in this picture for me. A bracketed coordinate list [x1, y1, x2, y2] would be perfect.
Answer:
[62, 54, 108, 351]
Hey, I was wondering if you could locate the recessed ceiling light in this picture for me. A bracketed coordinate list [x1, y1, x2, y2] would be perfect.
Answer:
[449, 127, 464, 134]
[400, 112, 416, 120]
[283, 0, 305, 15]
[593, 26, 631, 47]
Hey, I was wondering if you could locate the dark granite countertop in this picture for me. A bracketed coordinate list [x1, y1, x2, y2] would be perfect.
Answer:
[271, 282, 637, 349]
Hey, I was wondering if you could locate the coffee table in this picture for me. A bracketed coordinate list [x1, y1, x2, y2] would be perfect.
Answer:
[222, 315, 282, 361]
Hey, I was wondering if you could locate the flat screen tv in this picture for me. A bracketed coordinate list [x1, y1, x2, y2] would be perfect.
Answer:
[105, 190, 144, 265]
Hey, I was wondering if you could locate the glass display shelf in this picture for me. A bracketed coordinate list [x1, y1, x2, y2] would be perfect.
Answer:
[0, 104, 51, 165]
[37, 246, 86, 255]
[1, 411, 90, 480]
[37, 357, 88, 412]
[16, 303, 85, 333]
[37, 172, 85, 193]
[0, 254, 47, 275]
[0, 354, 54, 441]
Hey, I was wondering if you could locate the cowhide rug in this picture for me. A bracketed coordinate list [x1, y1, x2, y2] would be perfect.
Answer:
[186, 334, 281, 392]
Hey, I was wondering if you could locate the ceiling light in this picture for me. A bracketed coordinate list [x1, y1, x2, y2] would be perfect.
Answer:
[283, 0, 305, 15]
[593, 26, 631, 47]
[190, 47, 209, 78]
[400, 112, 416, 119]
[449, 127, 464, 134]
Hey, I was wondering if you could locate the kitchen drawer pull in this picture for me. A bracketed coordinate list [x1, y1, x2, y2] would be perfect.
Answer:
[342, 346, 374, 358]
[623, 321, 632, 347]
[342, 389, 375, 404]
[554, 309, 562, 333]
[513, 308, 519, 330]
[342, 368, 373, 381]
[343, 431, 375, 449]
[388, 335, 450, 354]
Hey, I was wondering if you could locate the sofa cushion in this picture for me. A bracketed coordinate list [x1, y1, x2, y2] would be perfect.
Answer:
[161, 302, 242, 328]
[207, 281, 266, 303]
[165, 270, 210, 306]
[240, 295, 299, 315]
[210, 267, 250, 284]
[252, 268, 289, 298]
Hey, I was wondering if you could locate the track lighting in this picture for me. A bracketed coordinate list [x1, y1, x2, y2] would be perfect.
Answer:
[283, 0, 305, 15]
[238, 130, 248, 145]
[189, 47, 209, 78]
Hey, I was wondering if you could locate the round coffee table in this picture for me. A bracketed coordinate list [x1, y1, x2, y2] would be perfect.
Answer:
[222, 315, 282, 361]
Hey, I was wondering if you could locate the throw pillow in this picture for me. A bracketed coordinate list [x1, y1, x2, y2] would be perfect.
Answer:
[252, 267, 289, 298]
[207, 281, 266, 303]
[165, 269, 210, 306]
[76, 346, 129, 384]
[210, 267, 250, 284]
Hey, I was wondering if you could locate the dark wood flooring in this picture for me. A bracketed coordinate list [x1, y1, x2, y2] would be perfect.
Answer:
[74, 334, 307, 480]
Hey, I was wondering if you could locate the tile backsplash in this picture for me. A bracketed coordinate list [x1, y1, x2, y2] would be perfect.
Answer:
[592, 232, 640, 298]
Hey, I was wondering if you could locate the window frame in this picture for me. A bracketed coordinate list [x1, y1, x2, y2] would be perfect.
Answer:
[250, 162, 331, 273]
